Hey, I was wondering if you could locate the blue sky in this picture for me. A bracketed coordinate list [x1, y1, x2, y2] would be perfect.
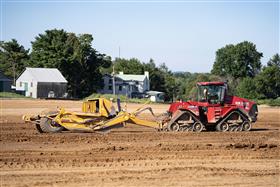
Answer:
[1, 0, 279, 72]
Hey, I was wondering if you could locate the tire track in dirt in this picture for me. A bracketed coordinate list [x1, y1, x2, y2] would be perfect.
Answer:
[1, 100, 279, 187]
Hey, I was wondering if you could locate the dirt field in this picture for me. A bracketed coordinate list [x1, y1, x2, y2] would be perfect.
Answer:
[1, 99, 279, 187]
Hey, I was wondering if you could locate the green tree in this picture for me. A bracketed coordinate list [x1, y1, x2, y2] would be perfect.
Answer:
[255, 64, 280, 99]
[158, 63, 170, 74]
[267, 53, 280, 67]
[0, 39, 29, 84]
[164, 74, 177, 101]
[153, 63, 177, 101]
[146, 68, 166, 92]
[143, 59, 166, 92]
[211, 41, 262, 79]
[114, 58, 144, 74]
[29, 29, 111, 98]
[143, 58, 156, 73]
[236, 77, 258, 99]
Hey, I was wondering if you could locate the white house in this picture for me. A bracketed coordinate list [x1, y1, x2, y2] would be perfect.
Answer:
[100, 71, 150, 97]
[16, 67, 68, 98]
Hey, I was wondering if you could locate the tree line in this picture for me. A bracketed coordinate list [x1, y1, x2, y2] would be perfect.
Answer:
[0, 29, 111, 98]
[1, 29, 279, 101]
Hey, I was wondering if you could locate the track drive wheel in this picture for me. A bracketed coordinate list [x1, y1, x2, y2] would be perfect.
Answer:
[216, 122, 229, 132]
[192, 122, 204, 132]
[242, 121, 252, 131]
[168, 122, 180, 132]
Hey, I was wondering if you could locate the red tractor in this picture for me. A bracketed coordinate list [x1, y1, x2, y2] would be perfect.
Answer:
[167, 82, 258, 132]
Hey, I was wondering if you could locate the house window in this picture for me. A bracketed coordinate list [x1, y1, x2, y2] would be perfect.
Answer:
[119, 86, 122, 91]
[30, 82, 33, 87]
[30, 92, 32, 97]
[109, 79, 112, 84]
[108, 86, 112, 90]
[135, 81, 139, 85]
[20, 82, 22, 87]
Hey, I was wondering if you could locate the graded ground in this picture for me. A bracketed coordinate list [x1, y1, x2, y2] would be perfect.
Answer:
[0, 99, 279, 187]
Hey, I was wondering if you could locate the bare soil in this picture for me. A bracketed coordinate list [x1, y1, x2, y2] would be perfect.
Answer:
[0, 99, 279, 187]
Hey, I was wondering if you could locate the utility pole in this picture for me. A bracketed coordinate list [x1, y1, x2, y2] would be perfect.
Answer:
[119, 46, 121, 59]
[112, 63, 115, 95]
[112, 46, 120, 96]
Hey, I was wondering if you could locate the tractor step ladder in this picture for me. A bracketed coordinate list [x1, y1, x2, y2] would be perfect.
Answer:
[214, 109, 222, 120]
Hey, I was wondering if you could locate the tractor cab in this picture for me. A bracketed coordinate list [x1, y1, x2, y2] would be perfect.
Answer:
[197, 82, 227, 104]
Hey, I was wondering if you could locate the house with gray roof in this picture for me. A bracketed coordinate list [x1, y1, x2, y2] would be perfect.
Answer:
[16, 67, 68, 98]
[100, 71, 150, 97]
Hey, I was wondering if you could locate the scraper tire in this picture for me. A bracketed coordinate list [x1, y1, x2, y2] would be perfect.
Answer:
[39, 117, 64, 133]
[35, 123, 45, 133]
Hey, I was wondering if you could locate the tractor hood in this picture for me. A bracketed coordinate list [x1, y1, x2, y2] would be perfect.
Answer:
[225, 95, 258, 122]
